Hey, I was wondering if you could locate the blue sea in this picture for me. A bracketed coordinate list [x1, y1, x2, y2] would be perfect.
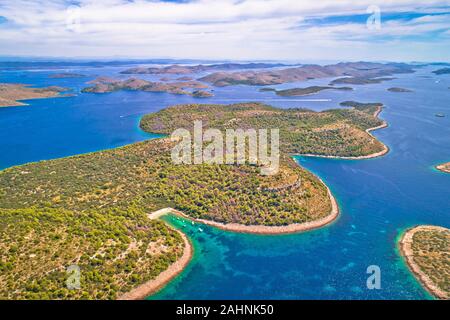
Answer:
[0, 63, 449, 299]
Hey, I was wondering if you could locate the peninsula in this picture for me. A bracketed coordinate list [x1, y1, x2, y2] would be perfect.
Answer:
[0, 102, 388, 299]
[0, 83, 68, 107]
[399, 225, 450, 299]
[436, 162, 450, 173]
[141, 102, 387, 158]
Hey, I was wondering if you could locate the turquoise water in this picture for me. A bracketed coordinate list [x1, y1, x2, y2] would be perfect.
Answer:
[1, 64, 449, 299]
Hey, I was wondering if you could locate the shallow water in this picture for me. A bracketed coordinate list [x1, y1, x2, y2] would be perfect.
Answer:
[0, 64, 449, 299]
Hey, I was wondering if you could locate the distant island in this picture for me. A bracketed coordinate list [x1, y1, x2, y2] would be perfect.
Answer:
[260, 86, 352, 96]
[0, 83, 68, 107]
[329, 77, 395, 85]
[176, 76, 194, 81]
[192, 90, 214, 98]
[387, 87, 413, 93]
[432, 68, 450, 75]
[399, 225, 449, 299]
[81, 77, 212, 97]
[0, 101, 390, 299]
[120, 63, 288, 75]
[199, 62, 413, 86]
[436, 162, 450, 173]
[49, 73, 86, 79]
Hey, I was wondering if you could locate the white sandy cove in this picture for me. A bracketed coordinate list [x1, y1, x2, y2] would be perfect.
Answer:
[119, 167, 339, 299]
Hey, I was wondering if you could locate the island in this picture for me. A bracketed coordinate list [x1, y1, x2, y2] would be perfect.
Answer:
[399, 225, 449, 299]
[0, 83, 68, 107]
[192, 90, 214, 98]
[432, 68, 450, 75]
[339, 101, 383, 109]
[120, 63, 287, 75]
[436, 162, 450, 173]
[81, 77, 210, 96]
[387, 87, 413, 93]
[49, 73, 86, 79]
[260, 86, 352, 96]
[0, 101, 388, 299]
[199, 62, 413, 87]
[329, 77, 395, 85]
[177, 76, 194, 81]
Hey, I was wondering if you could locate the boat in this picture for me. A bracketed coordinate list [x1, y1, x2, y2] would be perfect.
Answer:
[435, 113, 445, 117]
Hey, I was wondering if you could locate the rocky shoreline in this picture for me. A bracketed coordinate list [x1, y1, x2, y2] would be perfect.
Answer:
[118, 219, 193, 300]
[399, 225, 449, 300]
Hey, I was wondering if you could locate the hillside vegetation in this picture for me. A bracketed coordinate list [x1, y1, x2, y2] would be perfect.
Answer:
[141, 102, 386, 157]
[403, 226, 450, 299]
[0, 102, 386, 299]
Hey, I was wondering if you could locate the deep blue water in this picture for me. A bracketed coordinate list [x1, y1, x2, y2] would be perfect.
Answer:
[0, 64, 449, 299]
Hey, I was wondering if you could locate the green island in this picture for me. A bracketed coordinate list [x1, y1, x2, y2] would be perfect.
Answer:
[259, 86, 352, 96]
[0, 102, 387, 299]
[436, 162, 450, 173]
[399, 225, 450, 299]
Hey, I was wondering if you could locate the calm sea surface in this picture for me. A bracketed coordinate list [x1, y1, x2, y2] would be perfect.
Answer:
[1, 64, 448, 299]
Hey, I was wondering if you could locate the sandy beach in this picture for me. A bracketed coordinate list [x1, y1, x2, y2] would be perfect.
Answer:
[399, 225, 449, 300]
[118, 222, 193, 300]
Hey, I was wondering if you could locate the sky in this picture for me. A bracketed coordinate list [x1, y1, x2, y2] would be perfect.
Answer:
[0, 0, 449, 62]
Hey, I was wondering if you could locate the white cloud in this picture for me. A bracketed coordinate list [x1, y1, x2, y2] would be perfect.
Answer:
[0, 0, 449, 61]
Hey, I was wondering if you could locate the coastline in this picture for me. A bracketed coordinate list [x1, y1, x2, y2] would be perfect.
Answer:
[399, 225, 449, 300]
[294, 106, 389, 160]
[119, 169, 339, 299]
[149, 175, 339, 235]
[118, 152, 340, 299]
[2, 101, 388, 298]
[117, 219, 193, 300]
[0, 83, 71, 108]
